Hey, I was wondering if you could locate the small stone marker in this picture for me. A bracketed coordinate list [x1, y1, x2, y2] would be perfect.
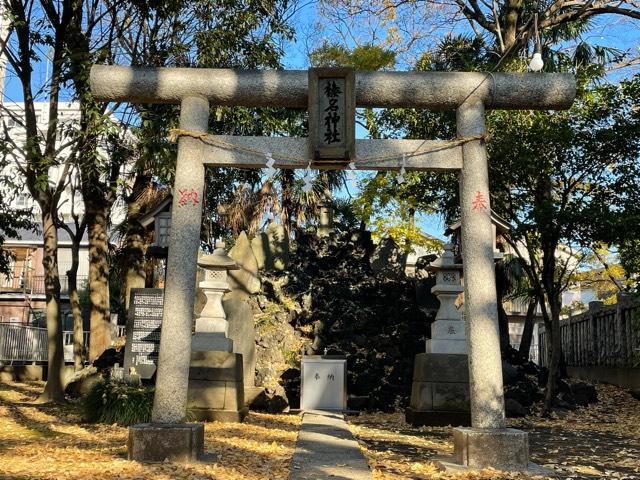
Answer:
[123, 288, 164, 379]
[111, 363, 125, 382]
[308, 68, 355, 161]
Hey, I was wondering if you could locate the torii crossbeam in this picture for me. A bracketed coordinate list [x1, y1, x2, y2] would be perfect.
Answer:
[91, 65, 575, 470]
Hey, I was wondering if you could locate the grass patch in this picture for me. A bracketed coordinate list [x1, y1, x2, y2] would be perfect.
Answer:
[83, 379, 154, 426]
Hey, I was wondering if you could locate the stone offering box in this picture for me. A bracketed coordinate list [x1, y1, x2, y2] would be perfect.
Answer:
[300, 355, 347, 411]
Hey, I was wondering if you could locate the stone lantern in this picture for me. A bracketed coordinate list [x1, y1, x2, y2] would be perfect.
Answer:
[192, 247, 239, 353]
[425, 244, 465, 354]
[406, 243, 470, 427]
[187, 246, 248, 423]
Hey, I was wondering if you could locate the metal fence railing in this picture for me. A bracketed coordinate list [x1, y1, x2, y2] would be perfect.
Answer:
[0, 324, 48, 362]
[0, 266, 87, 296]
[0, 323, 90, 364]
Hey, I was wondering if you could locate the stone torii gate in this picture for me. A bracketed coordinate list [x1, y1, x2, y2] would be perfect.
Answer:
[90, 65, 575, 469]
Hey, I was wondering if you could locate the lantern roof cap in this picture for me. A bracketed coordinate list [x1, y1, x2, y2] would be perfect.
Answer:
[427, 244, 463, 270]
[198, 248, 239, 269]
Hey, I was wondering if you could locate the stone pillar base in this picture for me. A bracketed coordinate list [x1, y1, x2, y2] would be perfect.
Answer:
[127, 423, 204, 463]
[446, 427, 530, 470]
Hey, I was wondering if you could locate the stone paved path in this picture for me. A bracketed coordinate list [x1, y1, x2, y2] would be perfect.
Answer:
[289, 411, 372, 480]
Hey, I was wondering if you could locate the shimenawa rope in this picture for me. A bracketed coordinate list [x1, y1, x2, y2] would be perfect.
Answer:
[168, 128, 485, 166]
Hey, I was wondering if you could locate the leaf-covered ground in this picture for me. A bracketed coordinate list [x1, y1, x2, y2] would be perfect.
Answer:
[347, 384, 640, 480]
[1, 381, 638, 479]
[0, 381, 299, 479]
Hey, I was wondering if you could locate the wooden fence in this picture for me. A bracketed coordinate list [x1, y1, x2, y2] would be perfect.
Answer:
[539, 294, 640, 368]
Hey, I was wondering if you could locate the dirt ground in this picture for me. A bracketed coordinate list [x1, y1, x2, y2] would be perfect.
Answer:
[347, 384, 640, 480]
[0, 381, 298, 479]
[0, 381, 638, 480]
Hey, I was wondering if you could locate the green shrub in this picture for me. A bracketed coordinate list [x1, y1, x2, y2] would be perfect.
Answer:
[83, 379, 154, 426]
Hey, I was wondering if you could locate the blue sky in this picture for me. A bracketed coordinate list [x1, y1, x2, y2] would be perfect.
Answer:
[278, 5, 639, 239]
[2, 6, 637, 240]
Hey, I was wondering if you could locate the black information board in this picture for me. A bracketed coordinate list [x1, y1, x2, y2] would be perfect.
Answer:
[123, 288, 164, 379]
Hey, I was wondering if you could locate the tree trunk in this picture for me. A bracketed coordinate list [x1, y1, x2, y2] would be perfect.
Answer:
[495, 259, 511, 353]
[124, 220, 146, 312]
[122, 174, 152, 313]
[502, 0, 523, 52]
[36, 211, 65, 403]
[87, 202, 111, 361]
[67, 239, 84, 371]
[280, 169, 295, 234]
[497, 301, 511, 353]
[518, 297, 537, 360]
[542, 294, 562, 415]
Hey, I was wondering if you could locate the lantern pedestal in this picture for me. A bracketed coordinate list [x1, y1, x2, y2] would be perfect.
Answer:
[405, 352, 470, 427]
[192, 333, 233, 353]
[187, 350, 248, 423]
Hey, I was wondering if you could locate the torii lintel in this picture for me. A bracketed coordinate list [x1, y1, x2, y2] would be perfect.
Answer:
[90, 65, 575, 111]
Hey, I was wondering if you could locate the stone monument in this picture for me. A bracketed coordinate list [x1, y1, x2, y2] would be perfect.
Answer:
[228, 232, 261, 295]
[123, 288, 164, 380]
[251, 222, 290, 271]
[187, 248, 248, 422]
[406, 244, 470, 427]
[225, 232, 263, 406]
[317, 200, 334, 237]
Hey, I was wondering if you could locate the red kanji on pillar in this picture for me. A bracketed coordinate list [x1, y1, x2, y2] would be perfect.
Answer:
[472, 191, 487, 210]
[178, 188, 200, 207]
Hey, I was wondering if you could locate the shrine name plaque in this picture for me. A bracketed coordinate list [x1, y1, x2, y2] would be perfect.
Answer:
[308, 67, 355, 161]
[123, 288, 164, 379]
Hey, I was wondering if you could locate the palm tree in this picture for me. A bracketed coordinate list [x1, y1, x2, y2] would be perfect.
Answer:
[218, 168, 347, 237]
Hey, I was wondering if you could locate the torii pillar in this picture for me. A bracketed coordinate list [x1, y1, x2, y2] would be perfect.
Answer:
[90, 66, 575, 469]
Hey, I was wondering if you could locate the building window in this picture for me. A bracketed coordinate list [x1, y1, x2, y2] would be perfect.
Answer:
[29, 310, 46, 328]
[156, 212, 171, 248]
[15, 193, 29, 208]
